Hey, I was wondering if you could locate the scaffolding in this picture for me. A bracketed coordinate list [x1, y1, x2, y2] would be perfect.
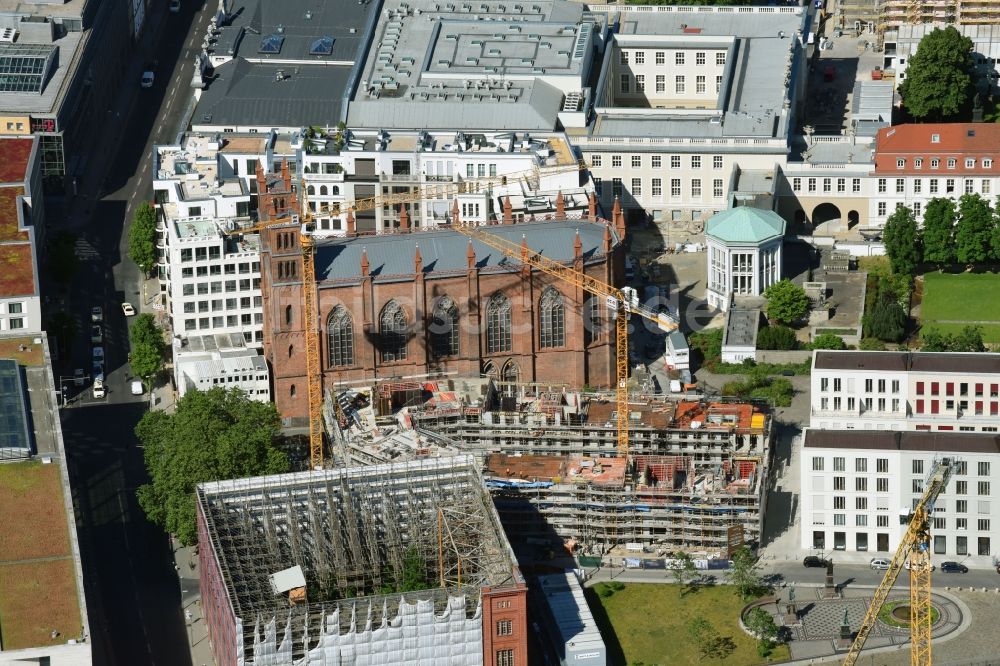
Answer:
[197, 455, 518, 664]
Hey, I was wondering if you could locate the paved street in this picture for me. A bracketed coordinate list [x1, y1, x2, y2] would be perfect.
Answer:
[51, 1, 214, 665]
[62, 404, 191, 666]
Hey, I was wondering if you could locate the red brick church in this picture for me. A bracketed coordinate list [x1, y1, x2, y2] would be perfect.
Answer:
[255, 163, 626, 418]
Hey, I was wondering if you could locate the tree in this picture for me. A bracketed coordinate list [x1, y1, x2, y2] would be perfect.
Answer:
[686, 616, 736, 660]
[955, 193, 994, 265]
[756, 325, 798, 351]
[764, 280, 809, 325]
[726, 545, 763, 599]
[809, 333, 846, 350]
[898, 26, 974, 121]
[128, 201, 157, 275]
[688, 328, 723, 367]
[135, 387, 290, 545]
[671, 552, 699, 593]
[745, 607, 779, 642]
[864, 288, 908, 343]
[128, 313, 165, 383]
[921, 198, 957, 266]
[745, 607, 781, 657]
[859, 337, 887, 351]
[882, 205, 921, 275]
[921, 325, 986, 352]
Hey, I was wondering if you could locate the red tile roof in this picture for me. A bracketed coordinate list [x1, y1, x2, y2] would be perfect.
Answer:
[0, 187, 27, 242]
[874, 124, 1000, 175]
[0, 138, 33, 184]
[0, 244, 34, 297]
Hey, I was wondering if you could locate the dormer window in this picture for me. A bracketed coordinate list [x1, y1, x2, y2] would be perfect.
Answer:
[948, 158, 956, 169]
[897, 158, 905, 169]
[931, 158, 940, 169]
[985, 158, 994, 168]
[966, 158, 975, 168]
[914, 158, 923, 169]
[931, 134, 940, 143]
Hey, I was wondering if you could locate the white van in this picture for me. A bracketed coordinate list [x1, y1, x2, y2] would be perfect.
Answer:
[92, 379, 106, 399]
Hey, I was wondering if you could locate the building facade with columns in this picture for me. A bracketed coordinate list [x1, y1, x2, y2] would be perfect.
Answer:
[253, 166, 626, 417]
[704, 207, 785, 311]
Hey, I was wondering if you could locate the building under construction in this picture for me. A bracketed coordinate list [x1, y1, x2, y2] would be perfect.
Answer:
[197, 455, 527, 666]
[328, 378, 772, 559]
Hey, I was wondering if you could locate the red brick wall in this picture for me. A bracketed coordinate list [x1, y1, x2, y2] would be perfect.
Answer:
[197, 501, 239, 666]
[481, 579, 528, 666]
[263, 255, 619, 418]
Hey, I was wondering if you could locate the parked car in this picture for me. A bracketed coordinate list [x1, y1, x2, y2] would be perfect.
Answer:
[92, 379, 106, 399]
[940, 561, 968, 574]
[130, 380, 144, 396]
[90, 325, 102, 344]
[92, 347, 104, 363]
[140, 70, 155, 89]
[169, 0, 180, 11]
[903, 558, 937, 571]
[803, 555, 829, 568]
[121, 302, 136, 316]
[91, 306, 103, 322]
[904, 558, 935, 571]
[73, 368, 85, 386]
[869, 558, 890, 570]
[92, 362, 104, 383]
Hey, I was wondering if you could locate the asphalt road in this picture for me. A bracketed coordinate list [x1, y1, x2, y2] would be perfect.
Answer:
[62, 404, 190, 666]
[588, 559, 1000, 592]
[54, 1, 213, 665]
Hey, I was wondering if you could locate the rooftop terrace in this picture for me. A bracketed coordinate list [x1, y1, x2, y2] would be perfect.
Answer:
[0, 461, 82, 650]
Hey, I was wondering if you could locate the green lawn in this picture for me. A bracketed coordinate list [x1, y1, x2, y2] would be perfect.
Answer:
[922, 273, 1000, 323]
[585, 583, 790, 665]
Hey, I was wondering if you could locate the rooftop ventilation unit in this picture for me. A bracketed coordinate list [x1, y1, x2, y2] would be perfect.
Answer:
[0, 28, 16, 43]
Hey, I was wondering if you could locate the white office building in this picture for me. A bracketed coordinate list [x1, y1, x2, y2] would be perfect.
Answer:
[579, 5, 810, 225]
[153, 133, 291, 346]
[173, 333, 270, 401]
[299, 129, 593, 236]
[810, 350, 1000, 433]
[801, 428, 1000, 565]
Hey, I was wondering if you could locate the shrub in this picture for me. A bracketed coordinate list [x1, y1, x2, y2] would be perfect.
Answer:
[756, 325, 798, 350]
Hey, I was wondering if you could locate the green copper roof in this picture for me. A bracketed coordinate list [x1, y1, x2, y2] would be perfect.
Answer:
[705, 207, 785, 244]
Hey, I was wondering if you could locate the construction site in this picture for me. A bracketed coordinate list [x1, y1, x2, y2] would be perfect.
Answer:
[325, 376, 772, 561]
[196, 455, 527, 666]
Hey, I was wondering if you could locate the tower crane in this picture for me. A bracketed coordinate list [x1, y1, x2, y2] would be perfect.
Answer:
[220, 157, 593, 468]
[450, 224, 677, 456]
[842, 457, 954, 666]
[223, 211, 326, 469]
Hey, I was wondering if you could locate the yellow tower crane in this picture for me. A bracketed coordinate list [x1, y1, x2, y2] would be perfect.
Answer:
[450, 224, 677, 456]
[221, 156, 606, 468]
[842, 457, 954, 666]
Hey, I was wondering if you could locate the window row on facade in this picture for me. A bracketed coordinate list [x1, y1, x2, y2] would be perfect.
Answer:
[591, 154, 726, 170]
[325, 290, 578, 366]
[618, 73, 723, 95]
[178, 278, 260, 295]
[595, 177, 725, 201]
[811, 529, 991, 555]
[620, 49, 727, 67]
[893, 156, 994, 170]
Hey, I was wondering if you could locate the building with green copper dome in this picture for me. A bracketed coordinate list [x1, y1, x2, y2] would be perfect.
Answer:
[705, 207, 785, 311]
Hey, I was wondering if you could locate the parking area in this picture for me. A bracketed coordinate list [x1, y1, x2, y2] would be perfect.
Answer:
[801, 23, 889, 133]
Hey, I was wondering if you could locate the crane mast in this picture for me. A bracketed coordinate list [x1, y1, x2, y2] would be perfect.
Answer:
[842, 457, 953, 666]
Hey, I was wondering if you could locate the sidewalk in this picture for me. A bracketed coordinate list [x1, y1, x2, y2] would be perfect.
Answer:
[172, 539, 214, 666]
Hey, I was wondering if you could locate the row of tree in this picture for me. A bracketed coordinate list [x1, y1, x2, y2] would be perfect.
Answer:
[882, 194, 1000, 275]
